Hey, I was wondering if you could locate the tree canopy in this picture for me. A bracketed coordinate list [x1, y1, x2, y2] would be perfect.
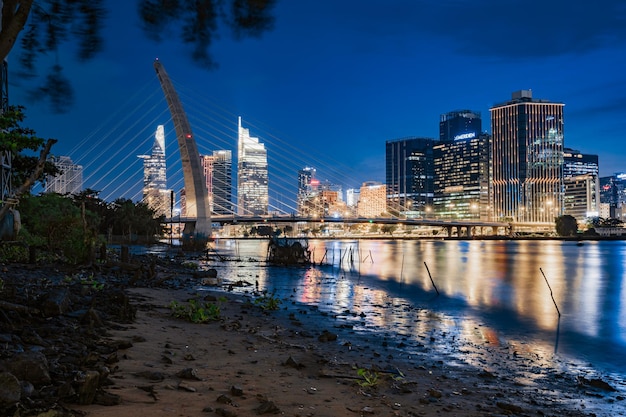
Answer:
[555, 215, 578, 237]
[2, 0, 277, 112]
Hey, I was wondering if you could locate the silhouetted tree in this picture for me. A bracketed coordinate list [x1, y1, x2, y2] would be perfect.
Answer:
[555, 215, 578, 237]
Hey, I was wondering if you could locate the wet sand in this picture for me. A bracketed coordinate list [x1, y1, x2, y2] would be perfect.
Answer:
[71, 286, 624, 417]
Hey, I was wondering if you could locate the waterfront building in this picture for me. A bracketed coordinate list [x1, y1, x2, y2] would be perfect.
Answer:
[564, 175, 599, 221]
[385, 137, 435, 218]
[138, 125, 172, 217]
[297, 175, 345, 218]
[45, 155, 83, 195]
[357, 181, 387, 218]
[202, 150, 233, 215]
[439, 110, 482, 142]
[600, 173, 626, 220]
[490, 90, 564, 223]
[433, 133, 491, 220]
[563, 148, 599, 220]
[237, 117, 268, 216]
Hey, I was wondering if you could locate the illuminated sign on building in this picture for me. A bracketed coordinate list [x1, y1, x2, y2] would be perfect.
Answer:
[454, 132, 476, 141]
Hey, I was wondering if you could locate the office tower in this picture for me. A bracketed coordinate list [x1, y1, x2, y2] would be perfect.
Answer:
[297, 167, 316, 215]
[138, 125, 172, 217]
[237, 117, 268, 216]
[45, 156, 83, 195]
[346, 188, 359, 207]
[202, 150, 233, 215]
[357, 181, 387, 218]
[600, 174, 626, 219]
[490, 90, 564, 223]
[563, 148, 599, 220]
[386, 137, 435, 218]
[440, 110, 482, 142]
[433, 133, 491, 220]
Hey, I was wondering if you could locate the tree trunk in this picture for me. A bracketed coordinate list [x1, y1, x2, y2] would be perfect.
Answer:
[0, 0, 35, 61]
[0, 138, 57, 221]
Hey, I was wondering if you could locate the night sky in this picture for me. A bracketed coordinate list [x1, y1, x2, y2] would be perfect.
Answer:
[8, 0, 626, 207]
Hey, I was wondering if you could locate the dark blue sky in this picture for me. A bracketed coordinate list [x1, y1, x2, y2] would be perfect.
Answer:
[8, 0, 626, 203]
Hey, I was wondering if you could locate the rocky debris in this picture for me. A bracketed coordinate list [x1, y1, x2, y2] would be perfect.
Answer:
[577, 375, 617, 392]
[318, 330, 337, 342]
[0, 251, 208, 416]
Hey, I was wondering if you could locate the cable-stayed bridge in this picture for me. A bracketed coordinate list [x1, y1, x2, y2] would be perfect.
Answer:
[62, 61, 511, 237]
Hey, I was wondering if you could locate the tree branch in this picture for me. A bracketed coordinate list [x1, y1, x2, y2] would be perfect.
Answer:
[0, 138, 56, 220]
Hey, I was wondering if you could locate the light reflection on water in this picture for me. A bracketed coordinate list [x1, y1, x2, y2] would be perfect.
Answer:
[193, 238, 626, 379]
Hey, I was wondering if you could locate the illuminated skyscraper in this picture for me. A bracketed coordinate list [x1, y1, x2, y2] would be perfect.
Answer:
[139, 125, 172, 217]
[297, 167, 317, 216]
[237, 117, 268, 216]
[433, 133, 491, 220]
[385, 137, 435, 218]
[202, 150, 233, 215]
[563, 148, 599, 220]
[45, 156, 83, 195]
[490, 90, 564, 223]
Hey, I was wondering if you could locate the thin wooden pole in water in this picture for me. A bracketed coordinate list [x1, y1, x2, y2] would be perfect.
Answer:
[540, 268, 561, 317]
[424, 262, 439, 295]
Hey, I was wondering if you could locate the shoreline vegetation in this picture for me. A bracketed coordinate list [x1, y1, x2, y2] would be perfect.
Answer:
[0, 248, 624, 416]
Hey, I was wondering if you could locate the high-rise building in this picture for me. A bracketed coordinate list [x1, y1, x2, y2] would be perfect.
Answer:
[600, 173, 626, 219]
[202, 150, 233, 215]
[297, 167, 316, 216]
[357, 181, 386, 218]
[563, 148, 599, 220]
[385, 137, 435, 218]
[138, 125, 172, 217]
[45, 156, 83, 195]
[237, 117, 268, 216]
[433, 133, 491, 220]
[346, 188, 359, 207]
[490, 90, 564, 223]
[440, 110, 482, 142]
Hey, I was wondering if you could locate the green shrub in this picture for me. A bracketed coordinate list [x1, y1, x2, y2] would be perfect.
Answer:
[169, 299, 221, 323]
[254, 291, 281, 311]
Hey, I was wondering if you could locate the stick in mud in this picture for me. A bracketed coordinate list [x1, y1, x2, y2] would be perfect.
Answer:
[424, 261, 439, 295]
[540, 267, 561, 317]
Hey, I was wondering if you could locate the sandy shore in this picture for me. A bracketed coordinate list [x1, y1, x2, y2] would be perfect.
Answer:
[64, 282, 626, 417]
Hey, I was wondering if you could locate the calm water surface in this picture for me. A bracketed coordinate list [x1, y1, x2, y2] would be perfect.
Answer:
[195, 238, 626, 382]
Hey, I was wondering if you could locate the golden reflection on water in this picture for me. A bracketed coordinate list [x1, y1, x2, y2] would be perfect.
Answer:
[211, 238, 626, 362]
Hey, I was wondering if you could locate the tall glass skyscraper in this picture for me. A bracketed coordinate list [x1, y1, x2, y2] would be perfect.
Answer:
[385, 137, 435, 217]
[202, 150, 233, 215]
[237, 117, 268, 216]
[490, 90, 564, 223]
[138, 125, 172, 217]
[297, 167, 316, 216]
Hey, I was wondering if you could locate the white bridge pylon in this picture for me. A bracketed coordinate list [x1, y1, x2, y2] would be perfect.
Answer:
[153, 59, 211, 237]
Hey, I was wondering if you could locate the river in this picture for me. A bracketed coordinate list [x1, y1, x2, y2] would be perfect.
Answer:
[143, 238, 626, 400]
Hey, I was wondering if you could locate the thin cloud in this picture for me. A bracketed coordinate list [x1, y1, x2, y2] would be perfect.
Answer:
[325, 0, 626, 59]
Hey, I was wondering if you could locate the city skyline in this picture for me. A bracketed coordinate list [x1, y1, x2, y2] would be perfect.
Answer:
[6, 1, 626, 204]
